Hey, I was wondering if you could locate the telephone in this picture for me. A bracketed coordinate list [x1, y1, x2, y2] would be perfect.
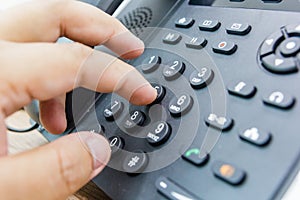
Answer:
[26, 0, 300, 199]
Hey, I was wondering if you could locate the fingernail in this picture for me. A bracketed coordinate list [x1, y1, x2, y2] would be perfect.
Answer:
[130, 84, 158, 105]
[79, 132, 111, 178]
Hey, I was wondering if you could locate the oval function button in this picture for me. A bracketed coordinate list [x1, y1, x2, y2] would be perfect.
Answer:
[263, 91, 295, 109]
[146, 121, 171, 146]
[104, 100, 124, 121]
[141, 56, 161, 73]
[239, 127, 271, 146]
[212, 161, 246, 185]
[163, 60, 185, 80]
[227, 81, 256, 98]
[168, 93, 193, 117]
[190, 67, 214, 89]
[205, 113, 233, 131]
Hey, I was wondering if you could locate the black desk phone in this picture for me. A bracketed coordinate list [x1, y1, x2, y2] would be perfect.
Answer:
[28, 0, 300, 199]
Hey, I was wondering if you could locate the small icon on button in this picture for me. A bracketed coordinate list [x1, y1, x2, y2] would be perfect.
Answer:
[185, 148, 200, 157]
[218, 41, 227, 49]
[269, 91, 284, 103]
[231, 23, 242, 30]
[128, 156, 140, 168]
[220, 164, 236, 178]
[203, 20, 212, 26]
[208, 114, 227, 126]
[234, 82, 246, 92]
[265, 38, 274, 46]
[286, 41, 296, 50]
[178, 17, 187, 24]
[243, 128, 260, 141]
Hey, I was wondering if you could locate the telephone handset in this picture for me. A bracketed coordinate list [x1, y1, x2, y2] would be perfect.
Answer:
[26, 0, 300, 200]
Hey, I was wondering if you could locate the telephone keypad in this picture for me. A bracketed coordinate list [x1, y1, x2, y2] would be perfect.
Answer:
[146, 121, 171, 146]
[103, 100, 124, 121]
[189, 67, 214, 89]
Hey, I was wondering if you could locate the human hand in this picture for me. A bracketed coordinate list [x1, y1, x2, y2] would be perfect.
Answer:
[0, 0, 156, 199]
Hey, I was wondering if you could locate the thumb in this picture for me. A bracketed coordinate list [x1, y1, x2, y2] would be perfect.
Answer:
[0, 132, 111, 200]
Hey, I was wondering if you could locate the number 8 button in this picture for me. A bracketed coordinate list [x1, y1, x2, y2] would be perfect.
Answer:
[168, 93, 193, 117]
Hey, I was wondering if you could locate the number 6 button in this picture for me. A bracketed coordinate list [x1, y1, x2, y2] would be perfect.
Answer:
[146, 121, 171, 146]
[168, 93, 193, 117]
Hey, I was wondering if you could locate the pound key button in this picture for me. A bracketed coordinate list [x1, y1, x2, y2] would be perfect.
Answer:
[168, 93, 193, 117]
[142, 56, 161, 73]
[263, 91, 295, 109]
[123, 150, 148, 174]
[212, 161, 246, 185]
[190, 67, 214, 89]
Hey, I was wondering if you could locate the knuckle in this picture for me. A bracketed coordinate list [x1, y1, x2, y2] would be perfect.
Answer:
[54, 147, 80, 196]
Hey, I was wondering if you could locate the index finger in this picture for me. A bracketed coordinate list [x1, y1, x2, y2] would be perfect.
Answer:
[0, 0, 144, 59]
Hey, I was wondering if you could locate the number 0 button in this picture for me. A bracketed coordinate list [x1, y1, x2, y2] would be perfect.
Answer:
[169, 94, 193, 117]
[163, 60, 185, 80]
[146, 121, 171, 146]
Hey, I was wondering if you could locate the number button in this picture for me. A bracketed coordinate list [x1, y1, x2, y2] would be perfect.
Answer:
[124, 110, 146, 130]
[142, 56, 161, 73]
[103, 100, 124, 121]
[168, 93, 193, 117]
[108, 136, 124, 154]
[190, 67, 214, 89]
[146, 121, 171, 146]
[151, 83, 166, 104]
[163, 60, 185, 80]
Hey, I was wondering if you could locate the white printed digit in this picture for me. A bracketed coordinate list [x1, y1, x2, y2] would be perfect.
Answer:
[177, 95, 187, 105]
[155, 123, 165, 134]
[170, 61, 179, 70]
[131, 111, 139, 121]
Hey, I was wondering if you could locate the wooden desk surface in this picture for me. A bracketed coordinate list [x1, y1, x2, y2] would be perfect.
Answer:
[6, 110, 110, 200]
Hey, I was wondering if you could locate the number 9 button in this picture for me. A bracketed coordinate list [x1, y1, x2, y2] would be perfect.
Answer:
[146, 121, 171, 146]
[168, 93, 193, 117]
